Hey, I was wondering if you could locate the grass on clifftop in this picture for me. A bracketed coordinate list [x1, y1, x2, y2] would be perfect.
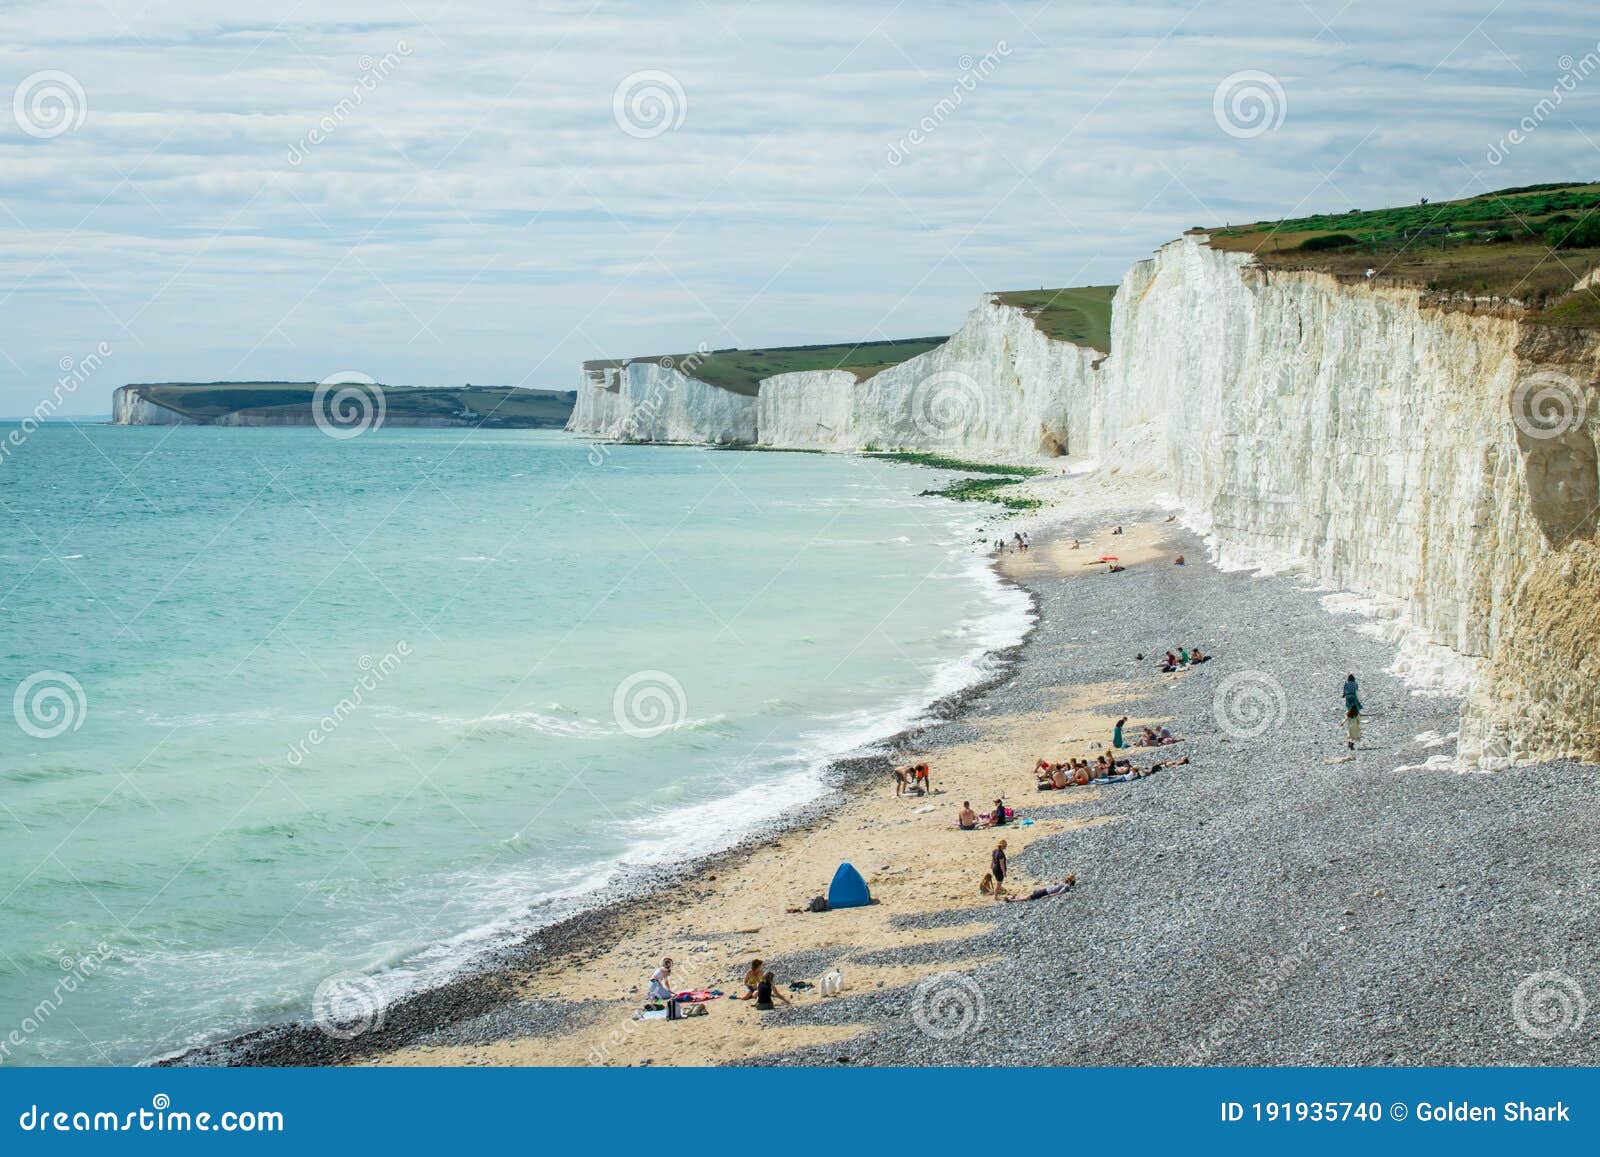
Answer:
[609, 336, 949, 397]
[867, 451, 1044, 511]
[991, 285, 1117, 353]
[1204, 182, 1600, 321]
[134, 383, 576, 427]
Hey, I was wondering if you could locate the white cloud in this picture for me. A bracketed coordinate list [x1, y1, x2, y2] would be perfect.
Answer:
[0, 0, 1596, 413]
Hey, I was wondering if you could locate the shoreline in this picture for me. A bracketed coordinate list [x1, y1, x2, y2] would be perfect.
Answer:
[161, 502, 1600, 1067]
[157, 494, 1045, 1067]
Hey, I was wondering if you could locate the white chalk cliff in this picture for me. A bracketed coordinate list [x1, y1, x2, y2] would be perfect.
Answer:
[573, 234, 1600, 767]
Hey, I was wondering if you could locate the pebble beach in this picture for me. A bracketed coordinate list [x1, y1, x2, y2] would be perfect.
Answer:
[168, 513, 1600, 1068]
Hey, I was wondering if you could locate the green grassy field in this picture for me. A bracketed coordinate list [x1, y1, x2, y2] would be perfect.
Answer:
[990, 286, 1117, 353]
[599, 336, 949, 397]
[132, 383, 576, 427]
[1205, 182, 1600, 322]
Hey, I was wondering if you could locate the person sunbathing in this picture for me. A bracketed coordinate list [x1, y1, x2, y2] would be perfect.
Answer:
[736, 958, 764, 1000]
[987, 797, 1009, 827]
[1156, 726, 1176, 744]
[1189, 647, 1210, 664]
[755, 970, 792, 1010]
[1138, 727, 1159, 746]
[1004, 875, 1076, 903]
[957, 801, 978, 830]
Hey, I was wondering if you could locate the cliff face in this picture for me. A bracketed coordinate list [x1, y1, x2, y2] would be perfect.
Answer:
[112, 386, 193, 425]
[1094, 236, 1600, 764]
[568, 361, 756, 443]
[570, 234, 1600, 766]
[757, 299, 1101, 456]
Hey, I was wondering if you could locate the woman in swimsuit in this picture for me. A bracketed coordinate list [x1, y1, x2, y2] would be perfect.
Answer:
[737, 958, 764, 1000]
[755, 971, 791, 1011]
[647, 957, 674, 1001]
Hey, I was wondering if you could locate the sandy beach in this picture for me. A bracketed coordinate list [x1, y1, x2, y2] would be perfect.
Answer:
[169, 507, 1600, 1068]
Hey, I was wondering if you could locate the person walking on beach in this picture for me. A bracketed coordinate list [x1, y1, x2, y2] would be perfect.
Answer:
[1112, 716, 1128, 749]
[1345, 706, 1362, 751]
[990, 839, 1009, 899]
[1342, 673, 1362, 714]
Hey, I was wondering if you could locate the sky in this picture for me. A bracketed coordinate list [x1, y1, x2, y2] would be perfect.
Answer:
[1, 0, 1597, 416]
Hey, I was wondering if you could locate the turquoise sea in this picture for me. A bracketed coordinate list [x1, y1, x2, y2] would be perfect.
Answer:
[0, 425, 1028, 1064]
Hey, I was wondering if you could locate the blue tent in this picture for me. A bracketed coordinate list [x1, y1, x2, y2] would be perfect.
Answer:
[827, 861, 871, 909]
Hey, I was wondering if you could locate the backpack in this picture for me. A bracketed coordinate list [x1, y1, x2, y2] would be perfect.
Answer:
[807, 895, 830, 913]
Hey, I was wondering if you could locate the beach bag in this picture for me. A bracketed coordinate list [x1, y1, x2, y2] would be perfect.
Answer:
[807, 895, 830, 913]
[666, 998, 681, 1021]
[683, 1002, 708, 1017]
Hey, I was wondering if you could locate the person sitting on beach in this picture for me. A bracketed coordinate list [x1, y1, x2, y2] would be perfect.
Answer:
[755, 970, 792, 1011]
[647, 957, 675, 1001]
[988, 797, 1009, 826]
[1138, 726, 1159, 746]
[957, 801, 978, 830]
[979, 871, 996, 895]
[1189, 647, 1209, 664]
[1050, 764, 1068, 790]
[1071, 538, 1081, 549]
[736, 958, 764, 1000]
[1004, 875, 1076, 903]
[1112, 526, 1123, 535]
[1156, 726, 1175, 744]
[1160, 650, 1179, 673]
[1178, 647, 1191, 666]
[1174, 554, 1185, 565]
